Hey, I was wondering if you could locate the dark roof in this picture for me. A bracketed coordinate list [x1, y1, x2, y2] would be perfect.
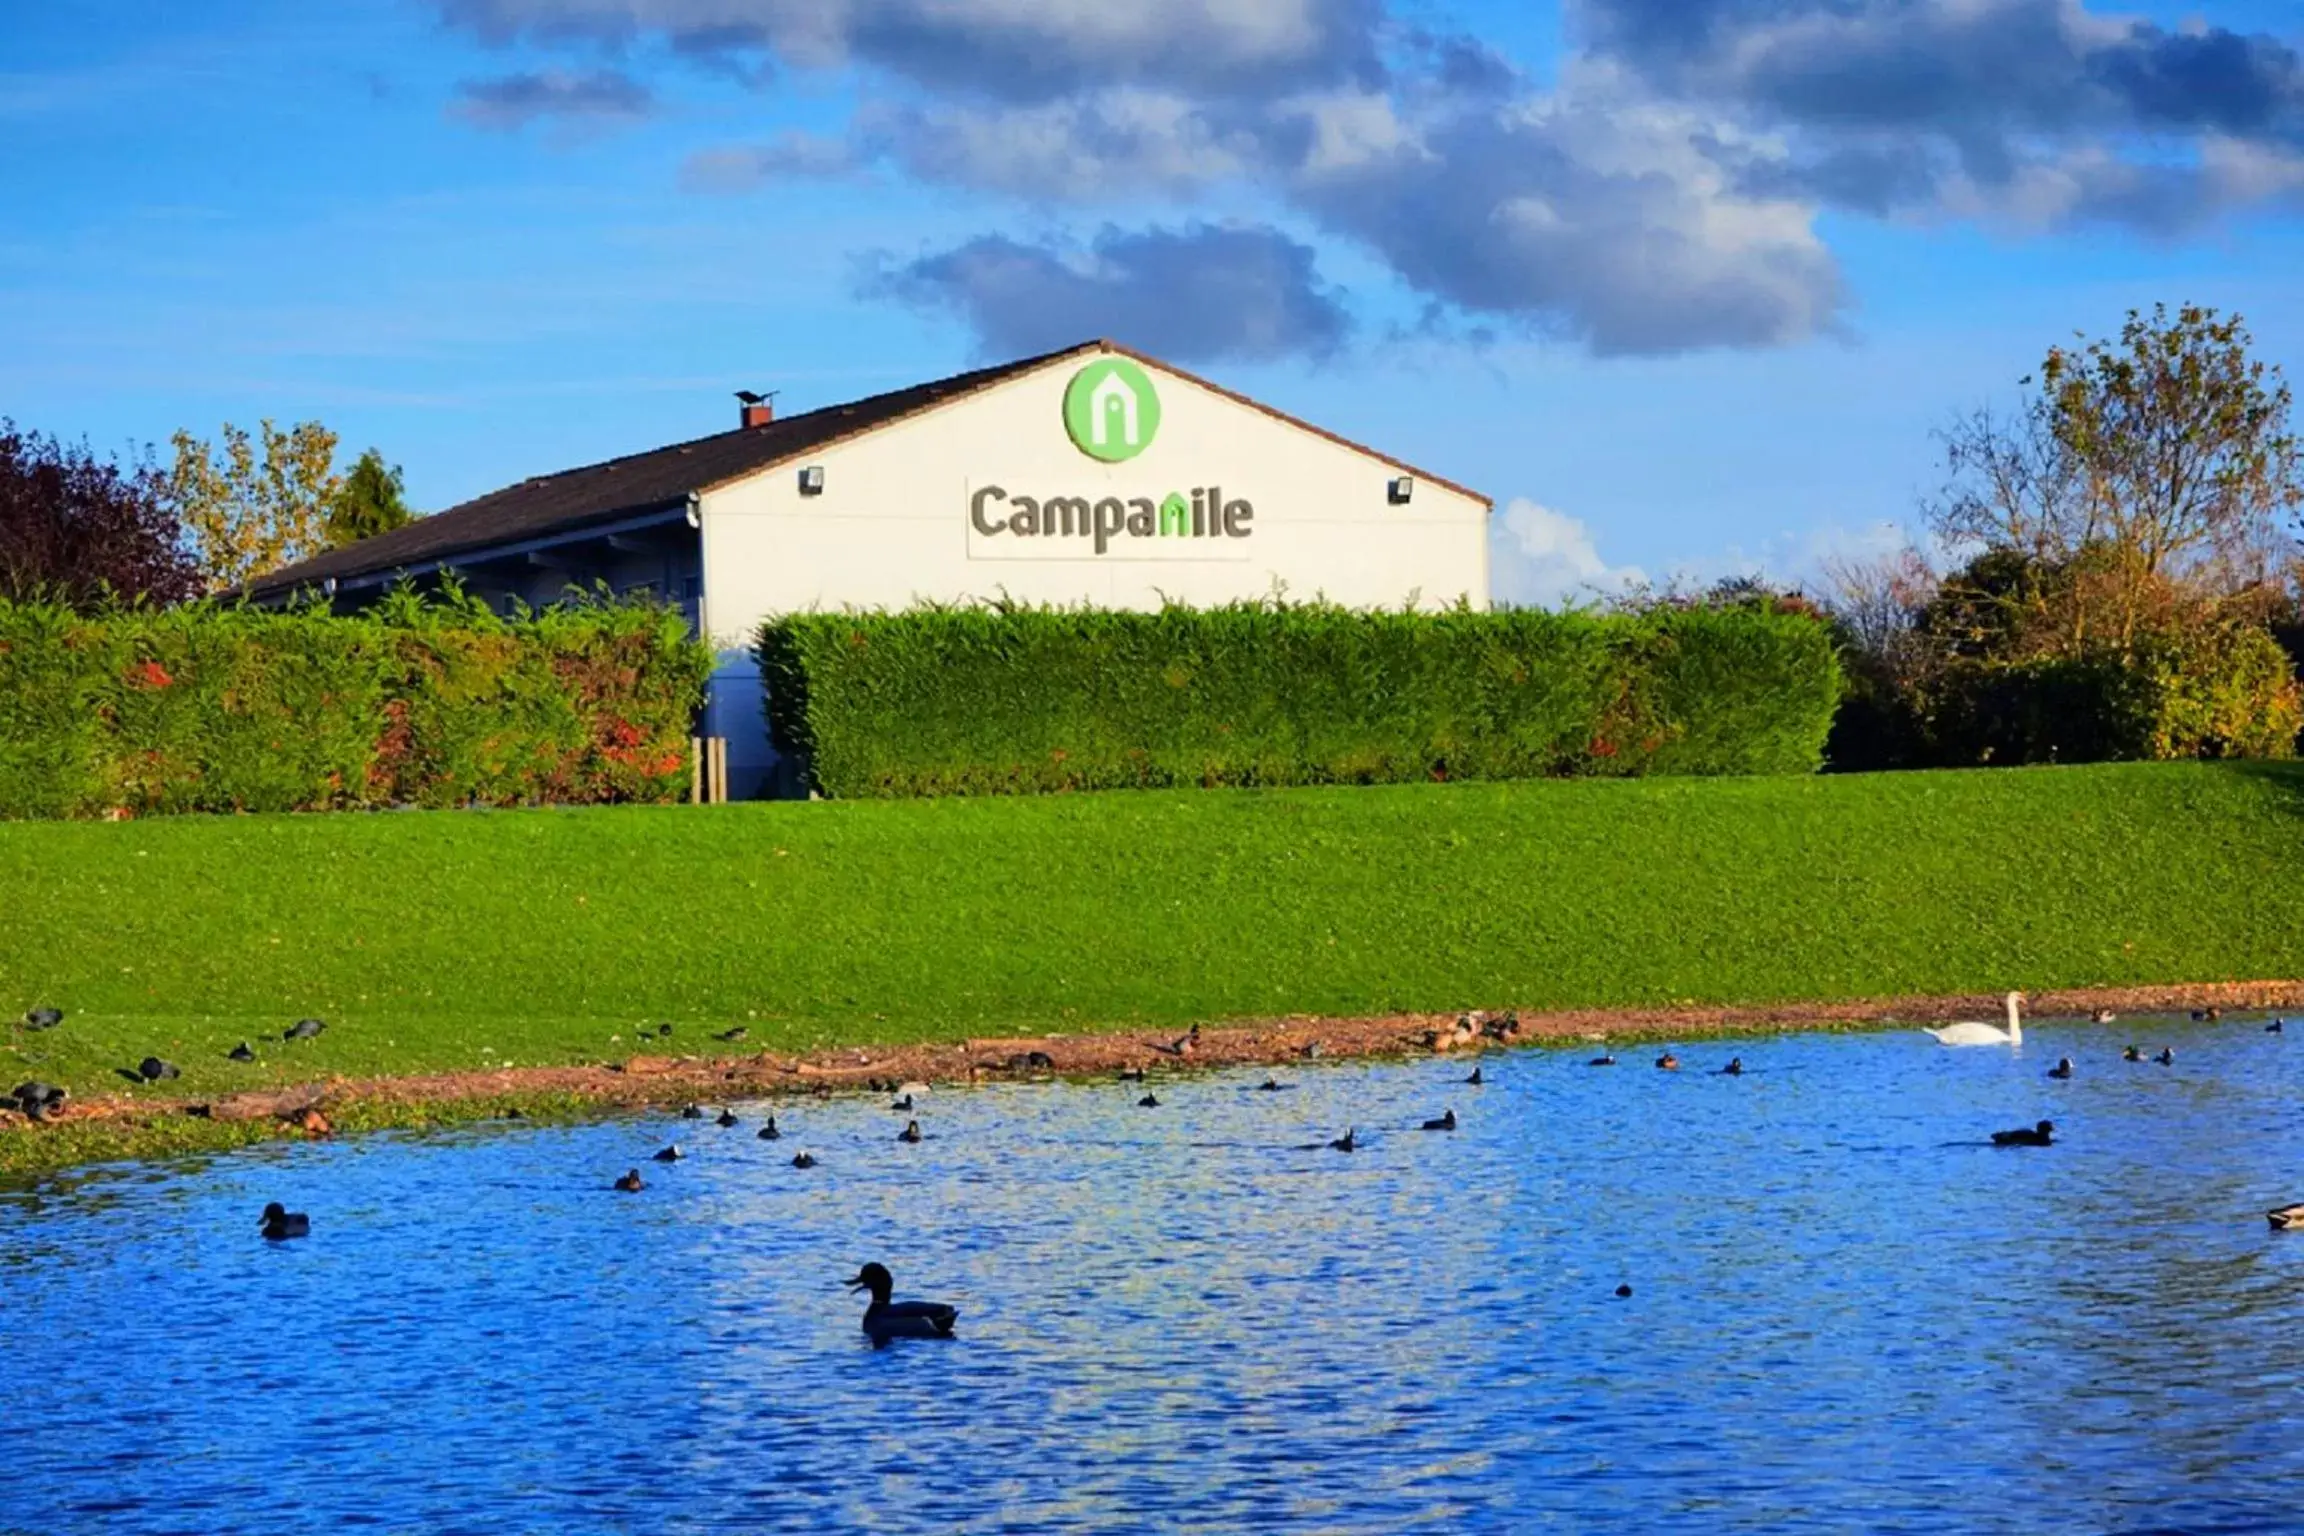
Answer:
[248, 338, 1491, 597]
[246, 342, 1095, 596]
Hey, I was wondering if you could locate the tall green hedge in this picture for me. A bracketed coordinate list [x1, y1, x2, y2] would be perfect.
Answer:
[0, 587, 714, 819]
[758, 601, 1842, 798]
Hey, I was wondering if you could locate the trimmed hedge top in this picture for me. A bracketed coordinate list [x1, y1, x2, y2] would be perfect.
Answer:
[0, 586, 714, 820]
[759, 600, 1842, 798]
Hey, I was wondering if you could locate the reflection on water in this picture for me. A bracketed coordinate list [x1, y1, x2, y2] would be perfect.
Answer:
[5, 1016, 2302, 1534]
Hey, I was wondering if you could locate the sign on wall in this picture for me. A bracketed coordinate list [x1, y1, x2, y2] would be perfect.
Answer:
[1062, 358, 1162, 463]
[968, 483, 1255, 562]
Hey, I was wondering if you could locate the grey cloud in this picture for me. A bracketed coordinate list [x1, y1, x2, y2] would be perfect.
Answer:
[449, 68, 653, 129]
[1291, 89, 1846, 355]
[437, 0, 1384, 103]
[1576, 0, 2304, 224]
[680, 130, 862, 189]
[864, 223, 1352, 363]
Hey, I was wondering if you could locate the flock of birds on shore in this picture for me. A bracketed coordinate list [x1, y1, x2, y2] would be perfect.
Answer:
[14, 997, 2304, 1343]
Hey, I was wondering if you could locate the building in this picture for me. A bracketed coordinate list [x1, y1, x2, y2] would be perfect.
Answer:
[250, 340, 1492, 797]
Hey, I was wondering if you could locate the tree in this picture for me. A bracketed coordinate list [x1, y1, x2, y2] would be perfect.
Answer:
[1927, 304, 2304, 651]
[328, 448, 414, 548]
[170, 419, 342, 591]
[0, 420, 201, 609]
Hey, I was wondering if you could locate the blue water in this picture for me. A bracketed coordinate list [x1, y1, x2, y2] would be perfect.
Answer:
[5, 1016, 2302, 1534]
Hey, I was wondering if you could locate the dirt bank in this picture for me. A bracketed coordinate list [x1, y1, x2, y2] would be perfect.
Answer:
[8, 980, 2299, 1150]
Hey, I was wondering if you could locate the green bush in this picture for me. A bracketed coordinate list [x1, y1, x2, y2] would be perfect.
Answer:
[758, 600, 1841, 798]
[0, 588, 714, 820]
[1919, 622, 2299, 767]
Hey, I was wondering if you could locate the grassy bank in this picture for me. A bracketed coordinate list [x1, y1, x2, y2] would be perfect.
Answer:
[5, 762, 2303, 1141]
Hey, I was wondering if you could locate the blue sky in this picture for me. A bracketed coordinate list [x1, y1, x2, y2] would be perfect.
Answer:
[5, 0, 2302, 603]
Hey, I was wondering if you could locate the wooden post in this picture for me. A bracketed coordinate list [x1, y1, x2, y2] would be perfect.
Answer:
[690, 736, 703, 805]
[711, 737, 729, 804]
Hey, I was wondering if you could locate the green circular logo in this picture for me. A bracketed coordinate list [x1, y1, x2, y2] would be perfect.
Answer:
[1062, 357, 1161, 463]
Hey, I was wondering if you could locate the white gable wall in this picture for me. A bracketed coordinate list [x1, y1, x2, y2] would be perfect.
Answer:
[696, 352, 1490, 795]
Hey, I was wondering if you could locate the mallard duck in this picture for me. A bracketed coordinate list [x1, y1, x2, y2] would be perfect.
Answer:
[1925, 992, 2023, 1047]
[10, 1081, 66, 1121]
[716, 1109, 739, 1128]
[259, 1202, 310, 1239]
[2268, 1203, 2304, 1231]
[898, 1119, 922, 1143]
[652, 1144, 683, 1162]
[1654, 1053, 1679, 1071]
[2123, 1045, 2144, 1062]
[613, 1169, 646, 1192]
[1464, 1066, 1484, 1085]
[2048, 1057, 2074, 1079]
[283, 1018, 326, 1041]
[756, 1116, 781, 1141]
[846, 1263, 957, 1346]
[227, 1042, 256, 1062]
[1420, 1109, 1457, 1131]
[1991, 1120, 2055, 1147]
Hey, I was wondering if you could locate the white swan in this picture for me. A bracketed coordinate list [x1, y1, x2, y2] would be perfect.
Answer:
[1924, 991, 2024, 1047]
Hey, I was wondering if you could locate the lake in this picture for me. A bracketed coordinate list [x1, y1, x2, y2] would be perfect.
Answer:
[5, 1014, 2301, 1533]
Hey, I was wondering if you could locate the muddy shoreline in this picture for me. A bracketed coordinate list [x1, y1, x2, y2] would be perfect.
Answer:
[9, 980, 2299, 1147]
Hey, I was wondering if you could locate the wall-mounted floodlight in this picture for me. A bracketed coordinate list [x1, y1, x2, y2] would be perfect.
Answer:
[798, 465, 826, 496]
[1387, 476, 1415, 505]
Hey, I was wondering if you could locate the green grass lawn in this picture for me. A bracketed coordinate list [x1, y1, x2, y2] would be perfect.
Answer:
[4, 761, 2302, 1115]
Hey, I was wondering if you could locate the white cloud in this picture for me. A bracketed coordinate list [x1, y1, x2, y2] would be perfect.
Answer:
[1491, 497, 1646, 607]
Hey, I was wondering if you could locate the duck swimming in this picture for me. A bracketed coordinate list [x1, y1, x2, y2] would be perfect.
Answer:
[2090, 1007, 2116, 1024]
[1138, 1093, 1161, 1108]
[891, 1094, 914, 1112]
[2269, 1203, 2304, 1231]
[1924, 992, 2024, 1048]
[613, 1169, 646, 1192]
[2123, 1045, 2144, 1062]
[2049, 1057, 2074, 1079]
[1588, 1054, 1616, 1067]
[1654, 1053, 1679, 1071]
[681, 1105, 705, 1120]
[1991, 1120, 2056, 1147]
[756, 1116, 781, 1141]
[1464, 1066, 1484, 1085]
[259, 1202, 310, 1239]
[716, 1109, 739, 1128]
[1256, 1078, 1291, 1092]
[791, 1151, 818, 1169]
[845, 1263, 957, 1347]
[652, 1144, 683, 1162]
[1421, 1109, 1457, 1132]
[1328, 1128, 1357, 1152]
[2268, 1019, 2287, 1034]
[2156, 1047, 2175, 1066]
[1717, 1058, 1743, 1077]
[898, 1119, 923, 1143]
[2190, 1006, 2222, 1023]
